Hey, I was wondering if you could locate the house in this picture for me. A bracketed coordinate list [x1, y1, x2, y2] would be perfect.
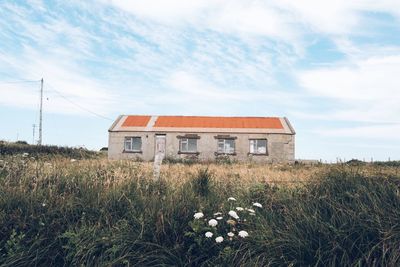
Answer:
[108, 115, 295, 162]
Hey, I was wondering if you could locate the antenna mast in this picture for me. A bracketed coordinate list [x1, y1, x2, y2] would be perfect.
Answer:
[38, 78, 43, 145]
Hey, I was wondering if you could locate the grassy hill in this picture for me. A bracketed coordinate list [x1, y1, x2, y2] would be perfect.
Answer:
[0, 141, 102, 159]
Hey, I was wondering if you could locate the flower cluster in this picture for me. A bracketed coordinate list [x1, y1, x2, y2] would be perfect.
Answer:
[190, 197, 263, 244]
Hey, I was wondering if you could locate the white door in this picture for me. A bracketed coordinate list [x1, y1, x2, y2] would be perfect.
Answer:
[155, 135, 166, 159]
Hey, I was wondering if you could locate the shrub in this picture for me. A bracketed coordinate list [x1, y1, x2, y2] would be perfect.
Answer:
[0, 141, 100, 159]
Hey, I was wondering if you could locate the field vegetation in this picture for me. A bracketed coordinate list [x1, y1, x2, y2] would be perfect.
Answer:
[0, 141, 101, 159]
[0, 151, 400, 266]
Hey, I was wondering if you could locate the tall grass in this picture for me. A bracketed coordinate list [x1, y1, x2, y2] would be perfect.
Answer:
[0, 156, 399, 266]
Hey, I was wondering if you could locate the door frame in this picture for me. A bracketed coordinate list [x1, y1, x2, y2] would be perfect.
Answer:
[154, 134, 167, 158]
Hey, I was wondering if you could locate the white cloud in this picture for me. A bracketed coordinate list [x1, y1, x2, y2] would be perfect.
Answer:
[162, 70, 306, 116]
[315, 124, 400, 140]
[297, 54, 400, 123]
[107, 0, 300, 42]
[106, 0, 400, 38]
[0, 48, 115, 117]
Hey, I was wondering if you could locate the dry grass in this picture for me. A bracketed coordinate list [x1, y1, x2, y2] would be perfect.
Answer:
[6, 156, 397, 189]
[1, 155, 400, 266]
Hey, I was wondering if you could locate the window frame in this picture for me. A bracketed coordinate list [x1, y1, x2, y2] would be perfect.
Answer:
[123, 136, 142, 153]
[249, 139, 268, 155]
[179, 137, 198, 154]
[216, 138, 236, 155]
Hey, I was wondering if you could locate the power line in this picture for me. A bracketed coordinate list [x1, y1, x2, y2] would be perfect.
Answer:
[0, 79, 41, 85]
[44, 82, 114, 121]
[0, 77, 114, 122]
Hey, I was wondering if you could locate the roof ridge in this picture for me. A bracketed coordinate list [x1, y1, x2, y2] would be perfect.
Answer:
[124, 114, 282, 119]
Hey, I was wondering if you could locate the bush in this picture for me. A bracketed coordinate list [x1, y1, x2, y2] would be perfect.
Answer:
[0, 141, 100, 159]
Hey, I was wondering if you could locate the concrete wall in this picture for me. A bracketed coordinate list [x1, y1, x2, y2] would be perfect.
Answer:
[108, 131, 295, 162]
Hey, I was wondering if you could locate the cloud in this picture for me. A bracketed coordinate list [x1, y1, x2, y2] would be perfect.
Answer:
[0, 48, 116, 117]
[315, 123, 400, 140]
[106, 0, 400, 38]
[107, 0, 300, 42]
[297, 54, 400, 123]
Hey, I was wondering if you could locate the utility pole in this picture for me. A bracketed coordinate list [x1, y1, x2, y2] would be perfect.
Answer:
[38, 78, 43, 146]
[32, 124, 36, 145]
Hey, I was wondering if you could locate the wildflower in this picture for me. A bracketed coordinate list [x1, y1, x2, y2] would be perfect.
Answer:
[246, 208, 255, 213]
[205, 231, 213, 238]
[227, 232, 234, 237]
[213, 212, 223, 216]
[238, 230, 249, 238]
[253, 202, 263, 208]
[236, 207, 244, 211]
[216, 216, 223, 220]
[215, 236, 224, 243]
[228, 210, 239, 219]
[194, 212, 204, 219]
[208, 219, 218, 227]
[228, 197, 237, 201]
[70, 159, 77, 162]
[42, 203, 46, 207]
[22, 153, 29, 157]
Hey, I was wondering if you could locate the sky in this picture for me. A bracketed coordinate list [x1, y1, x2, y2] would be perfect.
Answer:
[0, 0, 399, 161]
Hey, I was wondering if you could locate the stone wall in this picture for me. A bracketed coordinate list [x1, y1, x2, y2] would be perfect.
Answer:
[108, 131, 295, 162]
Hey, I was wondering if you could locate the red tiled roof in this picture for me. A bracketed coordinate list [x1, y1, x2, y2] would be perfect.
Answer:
[153, 116, 283, 129]
[121, 115, 151, 127]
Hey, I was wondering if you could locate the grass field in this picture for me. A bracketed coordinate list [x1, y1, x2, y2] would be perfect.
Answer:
[1, 153, 400, 266]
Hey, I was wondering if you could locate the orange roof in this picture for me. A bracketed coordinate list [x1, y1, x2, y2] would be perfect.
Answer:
[153, 116, 283, 129]
[121, 115, 151, 127]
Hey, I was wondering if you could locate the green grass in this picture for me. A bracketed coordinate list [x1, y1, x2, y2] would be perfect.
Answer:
[0, 157, 399, 266]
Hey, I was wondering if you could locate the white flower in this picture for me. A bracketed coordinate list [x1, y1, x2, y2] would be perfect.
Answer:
[42, 203, 46, 207]
[22, 153, 29, 157]
[253, 202, 263, 208]
[238, 230, 249, 238]
[216, 216, 223, 220]
[208, 219, 218, 227]
[236, 207, 244, 211]
[194, 212, 204, 219]
[249, 213, 255, 216]
[70, 159, 77, 162]
[228, 210, 239, 219]
[213, 212, 223, 216]
[215, 236, 224, 243]
[228, 197, 237, 201]
[205, 231, 213, 238]
[246, 208, 255, 213]
[227, 232, 235, 237]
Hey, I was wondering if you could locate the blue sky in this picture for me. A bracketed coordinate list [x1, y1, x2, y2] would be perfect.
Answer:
[0, 0, 399, 161]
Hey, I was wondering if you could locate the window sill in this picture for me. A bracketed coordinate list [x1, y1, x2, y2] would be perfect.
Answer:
[178, 151, 200, 155]
[123, 150, 143, 154]
[248, 153, 268, 156]
[215, 152, 237, 156]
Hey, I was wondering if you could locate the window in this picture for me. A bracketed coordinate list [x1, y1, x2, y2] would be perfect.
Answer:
[217, 139, 235, 154]
[180, 138, 197, 153]
[249, 139, 267, 154]
[124, 137, 142, 152]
